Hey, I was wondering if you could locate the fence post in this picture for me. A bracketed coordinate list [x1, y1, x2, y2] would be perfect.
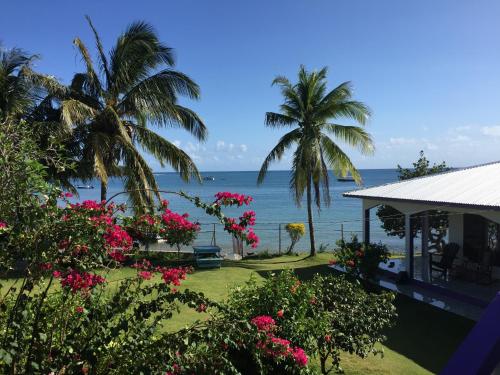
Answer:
[278, 223, 282, 255]
[212, 223, 217, 246]
[341, 223, 344, 242]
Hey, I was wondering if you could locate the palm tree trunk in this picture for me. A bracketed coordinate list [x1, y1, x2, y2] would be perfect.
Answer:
[100, 180, 107, 202]
[306, 174, 316, 256]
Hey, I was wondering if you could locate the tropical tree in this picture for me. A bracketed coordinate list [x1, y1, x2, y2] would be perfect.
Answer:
[0, 45, 40, 122]
[258, 66, 373, 255]
[55, 16, 207, 211]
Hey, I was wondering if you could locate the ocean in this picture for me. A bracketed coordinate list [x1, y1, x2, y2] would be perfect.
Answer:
[71, 169, 405, 253]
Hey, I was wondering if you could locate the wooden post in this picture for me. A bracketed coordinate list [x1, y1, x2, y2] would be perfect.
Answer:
[405, 214, 414, 279]
[363, 208, 370, 245]
[212, 223, 217, 246]
[278, 223, 282, 255]
[421, 211, 430, 282]
[341, 223, 344, 242]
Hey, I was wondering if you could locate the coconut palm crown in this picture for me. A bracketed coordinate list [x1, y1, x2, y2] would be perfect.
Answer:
[59, 16, 207, 212]
[258, 66, 374, 255]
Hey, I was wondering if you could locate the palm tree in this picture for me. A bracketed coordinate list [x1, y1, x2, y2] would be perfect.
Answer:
[258, 66, 374, 256]
[58, 16, 206, 211]
[0, 45, 40, 122]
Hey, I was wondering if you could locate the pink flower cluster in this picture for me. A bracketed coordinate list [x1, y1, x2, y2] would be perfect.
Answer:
[161, 210, 199, 232]
[54, 270, 106, 294]
[214, 192, 253, 206]
[104, 225, 133, 251]
[251, 315, 308, 367]
[70, 200, 104, 211]
[240, 211, 256, 226]
[132, 259, 191, 286]
[251, 315, 276, 332]
[160, 267, 188, 286]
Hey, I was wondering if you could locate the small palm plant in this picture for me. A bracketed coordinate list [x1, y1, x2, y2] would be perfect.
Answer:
[258, 66, 374, 255]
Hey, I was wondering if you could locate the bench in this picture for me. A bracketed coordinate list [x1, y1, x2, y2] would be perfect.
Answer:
[193, 245, 223, 268]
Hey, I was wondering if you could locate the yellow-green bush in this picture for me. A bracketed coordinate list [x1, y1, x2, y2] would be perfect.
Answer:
[284, 223, 305, 253]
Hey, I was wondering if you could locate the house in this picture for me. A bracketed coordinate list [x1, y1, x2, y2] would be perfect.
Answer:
[343, 161, 500, 306]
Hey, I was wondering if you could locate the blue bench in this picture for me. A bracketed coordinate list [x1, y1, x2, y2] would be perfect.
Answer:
[193, 245, 223, 268]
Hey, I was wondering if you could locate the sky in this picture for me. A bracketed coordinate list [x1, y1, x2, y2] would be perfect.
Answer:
[2, 0, 500, 171]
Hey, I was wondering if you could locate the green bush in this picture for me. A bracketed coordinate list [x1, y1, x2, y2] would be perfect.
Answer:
[333, 235, 390, 280]
[226, 270, 397, 374]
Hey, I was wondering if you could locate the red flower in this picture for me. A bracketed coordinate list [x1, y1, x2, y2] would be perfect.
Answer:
[138, 271, 153, 280]
[324, 335, 331, 343]
[196, 303, 207, 313]
[40, 263, 52, 271]
[277, 309, 284, 318]
[59, 270, 106, 294]
[292, 347, 308, 367]
[251, 315, 276, 332]
[346, 260, 355, 268]
[75, 306, 84, 313]
[355, 250, 364, 258]
[160, 267, 188, 286]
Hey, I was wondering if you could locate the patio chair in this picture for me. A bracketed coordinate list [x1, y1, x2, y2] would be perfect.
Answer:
[430, 242, 460, 280]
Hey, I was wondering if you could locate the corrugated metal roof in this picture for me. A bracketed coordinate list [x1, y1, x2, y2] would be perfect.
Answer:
[344, 161, 500, 210]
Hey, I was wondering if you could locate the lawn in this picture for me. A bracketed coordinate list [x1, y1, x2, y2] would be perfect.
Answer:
[1, 253, 475, 374]
[102, 253, 474, 374]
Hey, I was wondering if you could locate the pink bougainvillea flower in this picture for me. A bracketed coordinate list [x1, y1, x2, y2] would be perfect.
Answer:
[160, 267, 188, 286]
[0, 221, 8, 229]
[292, 347, 308, 367]
[196, 303, 207, 313]
[251, 315, 276, 332]
[58, 270, 106, 294]
[214, 192, 253, 206]
[138, 270, 153, 280]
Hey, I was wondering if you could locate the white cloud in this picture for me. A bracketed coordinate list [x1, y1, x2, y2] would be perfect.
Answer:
[449, 135, 470, 142]
[239, 144, 248, 152]
[216, 140, 225, 151]
[481, 126, 500, 137]
[389, 137, 416, 145]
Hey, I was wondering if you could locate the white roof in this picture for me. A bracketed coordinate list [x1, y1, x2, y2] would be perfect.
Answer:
[344, 161, 500, 211]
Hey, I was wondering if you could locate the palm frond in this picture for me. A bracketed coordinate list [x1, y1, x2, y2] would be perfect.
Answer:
[61, 99, 95, 130]
[85, 15, 112, 86]
[133, 125, 201, 182]
[265, 112, 298, 128]
[258, 128, 301, 184]
[324, 124, 374, 155]
[73, 38, 102, 95]
[320, 135, 362, 184]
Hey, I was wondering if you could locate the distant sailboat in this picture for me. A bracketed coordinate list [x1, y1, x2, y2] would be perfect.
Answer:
[337, 174, 355, 182]
[203, 176, 215, 181]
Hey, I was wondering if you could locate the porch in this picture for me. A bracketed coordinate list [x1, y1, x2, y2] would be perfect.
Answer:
[343, 162, 500, 318]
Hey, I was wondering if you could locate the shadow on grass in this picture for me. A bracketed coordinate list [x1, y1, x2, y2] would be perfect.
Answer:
[255, 264, 475, 374]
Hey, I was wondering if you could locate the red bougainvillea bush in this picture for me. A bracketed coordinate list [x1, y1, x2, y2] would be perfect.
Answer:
[1, 184, 326, 374]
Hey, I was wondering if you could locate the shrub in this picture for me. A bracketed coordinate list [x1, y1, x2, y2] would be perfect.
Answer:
[332, 235, 390, 280]
[225, 270, 397, 374]
[285, 223, 306, 254]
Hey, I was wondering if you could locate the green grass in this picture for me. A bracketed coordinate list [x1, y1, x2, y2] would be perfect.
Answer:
[1, 253, 475, 374]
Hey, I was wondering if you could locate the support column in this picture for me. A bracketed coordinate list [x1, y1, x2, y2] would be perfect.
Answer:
[363, 207, 370, 245]
[405, 213, 414, 279]
[421, 211, 430, 282]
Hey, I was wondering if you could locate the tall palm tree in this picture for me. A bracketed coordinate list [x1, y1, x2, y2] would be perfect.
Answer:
[58, 16, 206, 211]
[258, 66, 374, 256]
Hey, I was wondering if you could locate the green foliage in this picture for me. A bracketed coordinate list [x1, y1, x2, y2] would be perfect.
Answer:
[285, 223, 306, 254]
[226, 270, 396, 374]
[333, 235, 390, 280]
[376, 151, 449, 251]
[258, 66, 373, 255]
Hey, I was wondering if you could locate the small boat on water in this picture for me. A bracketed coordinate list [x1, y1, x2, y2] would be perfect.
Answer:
[337, 175, 355, 182]
[77, 185, 94, 189]
[203, 176, 215, 181]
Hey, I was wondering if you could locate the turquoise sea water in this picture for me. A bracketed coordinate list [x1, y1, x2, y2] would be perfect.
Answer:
[72, 169, 404, 253]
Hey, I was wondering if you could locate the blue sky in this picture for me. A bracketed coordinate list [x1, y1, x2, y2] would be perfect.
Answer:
[2, 0, 500, 171]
